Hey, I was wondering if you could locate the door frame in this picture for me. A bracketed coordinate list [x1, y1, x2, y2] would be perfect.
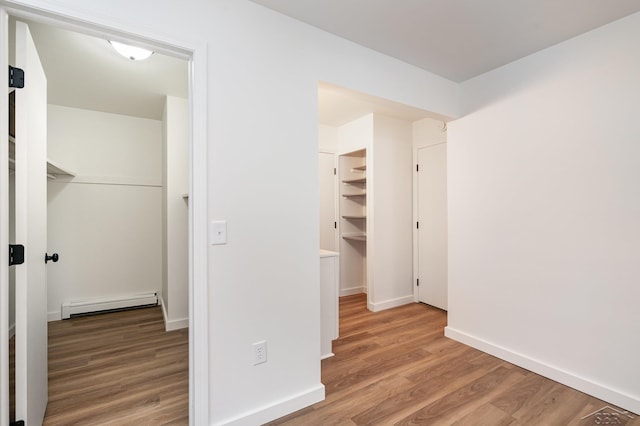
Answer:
[0, 4, 209, 425]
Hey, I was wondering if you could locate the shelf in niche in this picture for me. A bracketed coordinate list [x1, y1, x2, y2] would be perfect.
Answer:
[342, 177, 366, 184]
[352, 165, 366, 171]
[342, 215, 366, 220]
[342, 233, 366, 242]
[342, 192, 366, 199]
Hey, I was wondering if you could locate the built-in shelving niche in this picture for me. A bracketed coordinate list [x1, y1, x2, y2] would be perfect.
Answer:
[339, 148, 367, 294]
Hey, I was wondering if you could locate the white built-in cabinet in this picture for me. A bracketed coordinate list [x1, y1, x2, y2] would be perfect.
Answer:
[338, 149, 368, 296]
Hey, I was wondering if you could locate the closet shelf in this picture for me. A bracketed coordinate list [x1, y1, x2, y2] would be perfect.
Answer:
[342, 192, 366, 198]
[342, 177, 366, 184]
[352, 165, 366, 171]
[342, 215, 366, 219]
[342, 233, 366, 242]
[47, 159, 76, 179]
[9, 136, 76, 179]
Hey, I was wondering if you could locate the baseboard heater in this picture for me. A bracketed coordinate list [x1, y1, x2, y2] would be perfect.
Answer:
[61, 292, 158, 319]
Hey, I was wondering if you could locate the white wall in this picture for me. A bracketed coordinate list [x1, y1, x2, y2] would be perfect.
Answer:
[447, 12, 640, 414]
[8, 1, 461, 424]
[318, 124, 338, 152]
[47, 105, 163, 320]
[413, 118, 447, 149]
[369, 115, 413, 311]
[162, 96, 189, 331]
[337, 114, 373, 154]
[47, 106, 161, 184]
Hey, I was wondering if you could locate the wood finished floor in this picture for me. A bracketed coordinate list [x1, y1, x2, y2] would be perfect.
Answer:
[269, 294, 639, 426]
[43, 306, 188, 425]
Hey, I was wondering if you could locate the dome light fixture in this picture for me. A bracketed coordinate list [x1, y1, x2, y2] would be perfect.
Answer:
[109, 40, 154, 61]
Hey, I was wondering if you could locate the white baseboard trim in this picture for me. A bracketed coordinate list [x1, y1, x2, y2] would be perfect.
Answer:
[368, 295, 414, 312]
[48, 311, 62, 322]
[339, 286, 365, 297]
[444, 326, 640, 415]
[160, 295, 188, 331]
[166, 317, 189, 331]
[213, 384, 325, 426]
[321, 352, 335, 360]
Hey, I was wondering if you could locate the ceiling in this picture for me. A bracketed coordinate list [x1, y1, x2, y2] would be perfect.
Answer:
[19, 19, 188, 120]
[252, 0, 640, 82]
[20, 2, 640, 126]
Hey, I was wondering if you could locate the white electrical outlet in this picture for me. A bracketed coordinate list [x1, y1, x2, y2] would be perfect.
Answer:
[252, 340, 267, 365]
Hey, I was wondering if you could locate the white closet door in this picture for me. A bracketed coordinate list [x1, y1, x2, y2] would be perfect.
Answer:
[417, 144, 448, 310]
[319, 152, 337, 251]
[14, 20, 49, 425]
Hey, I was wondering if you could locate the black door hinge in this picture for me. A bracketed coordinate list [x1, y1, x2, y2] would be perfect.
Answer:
[417, 279, 420, 287]
[416, 221, 419, 229]
[9, 244, 25, 266]
[334, 221, 337, 229]
[333, 168, 336, 175]
[11, 420, 25, 426]
[416, 164, 419, 172]
[9, 66, 24, 88]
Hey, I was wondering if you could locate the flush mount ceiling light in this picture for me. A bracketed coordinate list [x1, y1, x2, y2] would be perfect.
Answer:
[109, 40, 154, 61]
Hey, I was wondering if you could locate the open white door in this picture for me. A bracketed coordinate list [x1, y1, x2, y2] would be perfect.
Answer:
[13, 20, 48, 425]
[417, 144, 448, 310]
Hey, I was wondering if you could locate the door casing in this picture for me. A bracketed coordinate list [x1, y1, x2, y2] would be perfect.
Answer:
[0, 4, 209, 425]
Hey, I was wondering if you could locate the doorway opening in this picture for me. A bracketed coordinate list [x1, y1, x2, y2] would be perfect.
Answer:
[1, 5, 209, 424]
[316, 81, 449, 360]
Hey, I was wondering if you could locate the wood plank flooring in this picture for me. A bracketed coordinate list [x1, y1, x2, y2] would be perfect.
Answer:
[17, 295, 639, 425]
[43, 306, 188, 425]
[268, 294, 639, 426]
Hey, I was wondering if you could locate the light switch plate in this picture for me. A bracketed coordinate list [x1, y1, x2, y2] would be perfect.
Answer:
[210, 220, 227, 245]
